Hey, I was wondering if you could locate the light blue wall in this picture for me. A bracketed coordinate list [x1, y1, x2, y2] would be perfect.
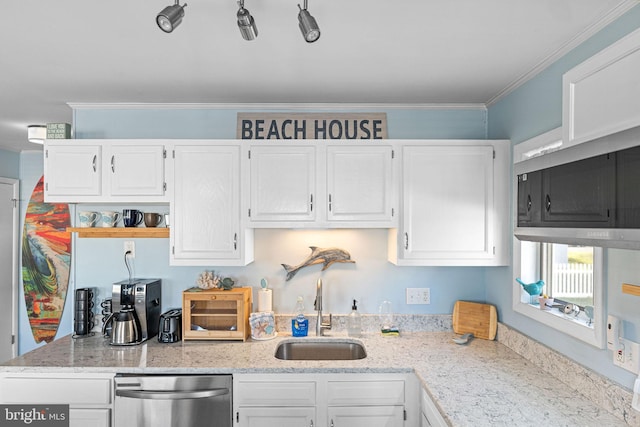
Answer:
[0, 148, 20, 179]
[487, 5, 640, 390]
[18, 108, 495, 354]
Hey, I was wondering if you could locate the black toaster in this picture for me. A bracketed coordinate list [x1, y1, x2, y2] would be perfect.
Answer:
[158, 309, 182, 343]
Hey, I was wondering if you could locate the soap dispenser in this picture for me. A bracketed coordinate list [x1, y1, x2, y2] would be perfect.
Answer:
[348, 299, 362, 337]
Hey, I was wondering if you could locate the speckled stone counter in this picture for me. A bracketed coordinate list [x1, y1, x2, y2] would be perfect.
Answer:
[1, 325, 632, 426]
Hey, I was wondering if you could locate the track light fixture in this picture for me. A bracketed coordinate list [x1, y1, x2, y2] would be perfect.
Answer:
[157, 0, 187, 33]
[155, 0, 321, 42]
[298, 0, 320, 43]
[237, 0, 258, 41]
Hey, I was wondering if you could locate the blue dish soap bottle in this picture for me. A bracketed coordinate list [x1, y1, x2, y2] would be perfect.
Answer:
[292, 296, 308, 337]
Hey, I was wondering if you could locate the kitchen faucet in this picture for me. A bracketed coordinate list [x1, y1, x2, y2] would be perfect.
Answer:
[314, 278, 332, 336]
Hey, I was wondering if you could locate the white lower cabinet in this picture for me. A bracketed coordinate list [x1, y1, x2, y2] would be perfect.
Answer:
[234, 373, 418, 427]
[237, 407, 316, 427]
[0, 373, 113, 427]
[420, 387, 447, 427]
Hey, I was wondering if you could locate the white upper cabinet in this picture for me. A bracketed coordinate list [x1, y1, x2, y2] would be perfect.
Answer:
[389, 140, 509, 266]
[246, 141, 396, 228]
[170, 143, 253, 266]
[44, 142, 102, 198]
[563, 27, 640, 147]
[106, 143, 165, 197]
[44, 140, 167, 203]
[248, 145, 317, 223]
[326, 145, 395, 224]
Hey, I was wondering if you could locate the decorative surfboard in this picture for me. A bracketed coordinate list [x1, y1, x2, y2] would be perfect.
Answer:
[21, 176, 71, 343]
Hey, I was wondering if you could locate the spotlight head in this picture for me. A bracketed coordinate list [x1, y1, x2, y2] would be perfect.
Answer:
[297, 2, 320, 43]
[237, 5, 258, 41]
[157, 2, 187, 33]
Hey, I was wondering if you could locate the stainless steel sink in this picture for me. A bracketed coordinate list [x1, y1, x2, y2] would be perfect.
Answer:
[274, 340, 367, 360]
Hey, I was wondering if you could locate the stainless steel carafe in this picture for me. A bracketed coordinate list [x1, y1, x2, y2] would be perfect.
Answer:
[102, 308, 141, 345]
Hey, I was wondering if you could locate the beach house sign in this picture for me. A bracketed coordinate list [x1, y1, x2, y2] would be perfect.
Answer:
[237, 113, 388, 140]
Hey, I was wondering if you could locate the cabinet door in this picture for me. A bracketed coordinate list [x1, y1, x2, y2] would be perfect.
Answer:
[248, 145, 316, 223]
[70, 409, 110, 427]
[107, 144, 165, 196]
[172, 145, 243, 264]
[236, 407, 315, 427]
[616, 145, 640, 228]
[541, 154, 614, 227]
[400, 145, 495, 263]
[327, 145, 395, 224]
[563, 28, 640, 146]
[517, 170, 541, 226]
[44, 143, 102, 198]
[328, 405, 404, 427]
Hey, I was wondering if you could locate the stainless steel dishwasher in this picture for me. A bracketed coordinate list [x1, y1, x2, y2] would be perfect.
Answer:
[114, 374, 232, 427]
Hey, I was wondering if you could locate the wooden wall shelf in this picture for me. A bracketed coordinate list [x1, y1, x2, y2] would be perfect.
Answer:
[67, 227, 169, 238]
[622, 283, 640, 297]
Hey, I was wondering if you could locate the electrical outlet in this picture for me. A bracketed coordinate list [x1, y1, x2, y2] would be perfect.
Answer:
[124, 241, 135, 258]
[613, 337, 640, 374]
[406, 288, 430, 304]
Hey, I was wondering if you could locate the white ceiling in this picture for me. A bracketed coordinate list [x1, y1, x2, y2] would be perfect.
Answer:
[0, 0, 634, 152]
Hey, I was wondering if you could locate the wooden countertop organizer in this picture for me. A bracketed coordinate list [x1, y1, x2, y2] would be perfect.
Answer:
[182, 287, 253, 341]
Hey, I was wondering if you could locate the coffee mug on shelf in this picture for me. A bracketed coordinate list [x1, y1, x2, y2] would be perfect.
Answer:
[78, 211, 99, 228]
[144, 212, 163, 228]
[123, 209, 144, 227]
[99, 211, 121, 227]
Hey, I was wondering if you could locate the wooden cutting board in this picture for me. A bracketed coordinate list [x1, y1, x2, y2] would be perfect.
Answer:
[452, 301, 497, 340]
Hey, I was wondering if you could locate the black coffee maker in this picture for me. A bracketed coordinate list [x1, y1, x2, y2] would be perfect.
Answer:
[111, 279, 162, 342]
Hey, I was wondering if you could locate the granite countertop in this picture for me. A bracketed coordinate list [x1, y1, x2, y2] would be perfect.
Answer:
[1, 331, 627, 426]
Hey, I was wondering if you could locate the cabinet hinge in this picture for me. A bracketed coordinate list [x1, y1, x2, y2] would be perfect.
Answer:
[392, 208, 395, 217]
[493, 246, 496, 255]
[391, 149, 395, 159]
[172, 246, 175, 255]
[404, 409, 407, 421]
[45, 149, 48, 158]
[11, 198, 17, 208]
[11, 335, 15, 345]
[45, 182, 48, 191]
[163, 182, 167, 191]
[248, 208, 251, 218]
[493, 150, 496, 159]
[248, 150, 251, 159]
[172, 150, 175, 159]
[163, 149, 167, 159]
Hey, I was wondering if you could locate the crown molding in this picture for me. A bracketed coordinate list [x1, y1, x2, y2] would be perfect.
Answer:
[67, 102, 487, 111]
[486, 0, 639, 107]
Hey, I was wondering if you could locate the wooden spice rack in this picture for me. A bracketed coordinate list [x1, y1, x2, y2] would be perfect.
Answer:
[67, 227, 169, 238]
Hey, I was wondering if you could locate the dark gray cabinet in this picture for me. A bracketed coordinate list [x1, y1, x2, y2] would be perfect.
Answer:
[517, 153, 616, 228]
[517, 170, 541, 225]
[541, 154, 615, 227]
[616, 146, 640, 228]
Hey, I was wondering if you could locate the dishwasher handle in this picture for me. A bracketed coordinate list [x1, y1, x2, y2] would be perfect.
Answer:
[116, 388, 229, 400]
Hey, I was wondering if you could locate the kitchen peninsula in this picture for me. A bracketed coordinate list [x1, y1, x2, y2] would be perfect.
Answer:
[0, 323, 631, 427]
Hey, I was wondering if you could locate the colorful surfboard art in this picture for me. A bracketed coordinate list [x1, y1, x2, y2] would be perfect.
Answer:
[21, 176, 71, 343]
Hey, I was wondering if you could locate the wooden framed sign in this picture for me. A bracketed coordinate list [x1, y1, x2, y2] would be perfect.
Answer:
[237, 113, 388, 140]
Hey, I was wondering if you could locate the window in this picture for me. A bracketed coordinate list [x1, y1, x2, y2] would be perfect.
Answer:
[513, 239, 605, 348]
